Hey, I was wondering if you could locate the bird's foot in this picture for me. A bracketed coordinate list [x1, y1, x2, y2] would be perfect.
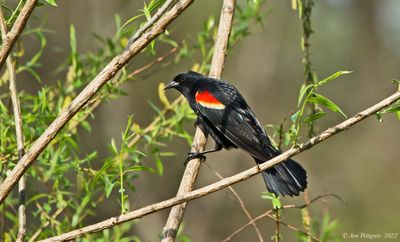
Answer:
[184, 152, 206, 166]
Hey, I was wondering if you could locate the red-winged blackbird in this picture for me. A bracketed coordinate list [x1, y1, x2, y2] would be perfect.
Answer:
[164, 71, 307, 197]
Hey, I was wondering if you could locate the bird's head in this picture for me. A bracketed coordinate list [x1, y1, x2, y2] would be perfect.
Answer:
[164, 71, 203, 94]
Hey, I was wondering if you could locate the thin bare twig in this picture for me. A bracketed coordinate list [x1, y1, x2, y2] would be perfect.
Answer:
[28, 203, 68, 242]
[223, 194, 342, 242]
[0, 0, 195, 204]
[0, 8, 26, 242]
[161, 0, 237, 241]
[0, 0, 38, 71]
[204, 163, 263, 242]
[39, 90, 400, 242]
[127, 46, 177, 78]
[127, 0, 175, 46]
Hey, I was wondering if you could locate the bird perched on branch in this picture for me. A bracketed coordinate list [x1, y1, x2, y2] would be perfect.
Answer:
[164, 71, 307, 197]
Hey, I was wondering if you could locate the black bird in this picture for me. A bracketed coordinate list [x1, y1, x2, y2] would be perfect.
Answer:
[164, 71, 307, 197]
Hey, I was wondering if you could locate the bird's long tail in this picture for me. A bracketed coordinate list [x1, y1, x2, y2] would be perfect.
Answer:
[255, 149, 307, 197]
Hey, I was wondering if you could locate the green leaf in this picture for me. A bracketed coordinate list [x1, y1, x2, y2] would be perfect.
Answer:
[291, 110, 300, 123]
[106, 182, 117, 198]
[119, 14, 144, 32]
[303, 111, 327, 123]
[109, 139, 118, 154]
[297, 84, 313, 107]
[308, 93, 347, 118]
[155, 157, 164, 176]
[317, 70, 352, 86]
[380, 103, 400, 114]
[44, 0, 58, 6]
[272, 197, 281, 209]
[376, 113, 383, 122]
[124, 165, 157, 174]
[392, 79, 400, 85]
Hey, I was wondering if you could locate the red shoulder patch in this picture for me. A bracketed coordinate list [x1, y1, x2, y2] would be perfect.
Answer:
[195, 90, 225, 109]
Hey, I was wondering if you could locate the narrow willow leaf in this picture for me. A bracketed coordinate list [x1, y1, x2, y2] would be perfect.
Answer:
[392, 79, 400, 85]
[317, 70, 352, 86]
[45, 0, 58, 6]
[297, 84, 313, 107]
[303, 111, 327, 123]
[119, 14, 144, 32]
[308, 93, 347, 118]
[380, 103, 400, 113]
[110, 139, 118, 155]
[105, 182, 117, 198]
[291, 110, 300, 123]
[155, 157, 164, 176]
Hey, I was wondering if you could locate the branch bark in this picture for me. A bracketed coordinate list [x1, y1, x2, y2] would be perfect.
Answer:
[0, 0, 38, 71]
[0, 0, 195, 205]
[39, 90, 400, 242]
[161, 0, 236, 241]
[0, 8, 26, 242]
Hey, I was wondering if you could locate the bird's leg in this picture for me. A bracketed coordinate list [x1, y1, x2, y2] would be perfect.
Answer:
[184, 143, 223, 166]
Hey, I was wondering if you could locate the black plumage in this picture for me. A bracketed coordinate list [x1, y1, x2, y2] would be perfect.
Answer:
[164, 71, 307, 197]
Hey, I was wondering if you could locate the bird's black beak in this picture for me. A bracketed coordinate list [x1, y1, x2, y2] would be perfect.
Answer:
[163, 81, 178, 90]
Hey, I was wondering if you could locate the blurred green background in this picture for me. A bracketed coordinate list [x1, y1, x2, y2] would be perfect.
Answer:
[22, 0, 400, 241]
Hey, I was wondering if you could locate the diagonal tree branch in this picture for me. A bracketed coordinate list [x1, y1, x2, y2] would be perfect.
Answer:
[0, 0, 38, 71]
[0, 0, 195, 205]
[0, 7, 26, 242]
[39, 89, 400, 242]
[161, 0, 237, 241]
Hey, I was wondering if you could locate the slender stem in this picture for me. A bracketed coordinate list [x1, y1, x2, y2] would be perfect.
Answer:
[0, 7, 26, 242]
[7, 0, 25, 26]
[39, 90, 400, 242]
[298, 0, 317, 137]
[275, 209, 280, 242]
[119, 144, 125, 213]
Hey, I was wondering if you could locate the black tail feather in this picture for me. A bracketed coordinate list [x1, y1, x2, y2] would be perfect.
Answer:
[257, 157, 307, 197]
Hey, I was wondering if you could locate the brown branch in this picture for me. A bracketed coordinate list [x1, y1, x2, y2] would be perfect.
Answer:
[204, 163, 263, 242]
[161, 0, 237, 241]
[0, 0, 38, 71]
[223, 194, 342, 242]
[0, 0, 195, 204]
[0, 8, 26, 242]
[39, 90, 400, 241]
